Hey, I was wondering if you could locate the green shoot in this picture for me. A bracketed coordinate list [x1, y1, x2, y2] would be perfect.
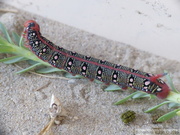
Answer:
[157, 108, 180, 122]
[144, 101, 173, 113]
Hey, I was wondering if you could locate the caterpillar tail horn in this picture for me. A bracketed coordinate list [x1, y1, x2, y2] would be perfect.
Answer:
[150, 73, 167, 82]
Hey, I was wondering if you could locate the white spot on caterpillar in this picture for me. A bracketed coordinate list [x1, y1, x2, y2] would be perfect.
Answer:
[158, 79, 164, 84]
[101, 60, 105, 63]
[129, 78, 134, 82]
[43, 48, 46, 52]
[98, 70, 102, 74]
[54, 55, 58, 60]
[82, 72, 86, 75]
[143, 86, 148, 89]
[148, 73, 153, 77]
[113, 80, 117, 82]
[68, 61, 72, 66]
[145, 81, 150, 86]
[86, 56, 90, 59]
[82, 66, 86, 70]
[113, 74, 117, 78]
[157, 88, 162, 92]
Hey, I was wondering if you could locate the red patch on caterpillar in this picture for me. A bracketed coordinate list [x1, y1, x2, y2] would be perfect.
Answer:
[149, 73, 170, 99]
[156, 84, 170, 99]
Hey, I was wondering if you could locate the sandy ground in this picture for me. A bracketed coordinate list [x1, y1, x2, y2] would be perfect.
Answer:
[0, 3, 180, 135]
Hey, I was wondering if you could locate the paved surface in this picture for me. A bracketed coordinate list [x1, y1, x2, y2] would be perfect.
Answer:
[3, 0, 180, 61]
[0, 3, 180, 135]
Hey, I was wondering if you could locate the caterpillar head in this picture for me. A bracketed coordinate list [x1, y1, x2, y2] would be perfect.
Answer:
[23, 20, 41, 46]
[24, 20, 40, 32]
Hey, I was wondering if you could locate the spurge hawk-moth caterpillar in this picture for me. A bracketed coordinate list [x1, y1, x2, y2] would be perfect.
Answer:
[23, 20, 170, 99]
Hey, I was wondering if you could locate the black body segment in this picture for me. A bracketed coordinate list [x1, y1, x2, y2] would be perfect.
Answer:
[48, 51, 67, 68]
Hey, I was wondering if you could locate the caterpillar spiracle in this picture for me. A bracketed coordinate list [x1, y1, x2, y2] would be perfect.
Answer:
[23, 20, 170, 99]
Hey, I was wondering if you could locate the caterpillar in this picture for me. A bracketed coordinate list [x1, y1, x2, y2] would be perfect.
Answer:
[23, 20, 170, 99]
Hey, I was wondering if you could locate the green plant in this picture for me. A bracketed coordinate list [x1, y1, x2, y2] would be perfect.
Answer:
[0, 22, 180, 122]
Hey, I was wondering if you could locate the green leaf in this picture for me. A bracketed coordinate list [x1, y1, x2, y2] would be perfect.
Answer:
[176, 110, 180, 116]
[0, 37, 14, 53]
[0, 36, 12, 47]
[26, 60, 39, 65]
[64, 72, 83, 79]
[166, 91, 180, 104]
[114, 91, 140, 105]
[19, 35, 24, 47]
[11, 32, 24, 47]
[0, 22, 13, 44]
[145, 101, 173, 113]
[16, 63, 42, 74]
[94, 79, 103, 84]
[0, 35, 50, 66]
[149, 94, 157, 99]
[36, 67, 64, 73]
[104, 84, 121, 91]
[157, 108, 180, 122]
[12, 32, 20, 45]
[0, 46, 13, 53]
[168, 102, 180, 108]
[0, 56, 26, 64]
[132, 92, 150, 99]
[164, 70, 179, 93]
